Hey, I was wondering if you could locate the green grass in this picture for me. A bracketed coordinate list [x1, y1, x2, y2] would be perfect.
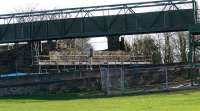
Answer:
[0, 90, 200, 111]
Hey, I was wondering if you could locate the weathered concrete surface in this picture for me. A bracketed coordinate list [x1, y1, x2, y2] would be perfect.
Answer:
[0, 70, 101, 96]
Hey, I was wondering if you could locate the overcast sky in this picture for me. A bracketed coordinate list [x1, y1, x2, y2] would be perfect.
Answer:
[0, 0, 199, 14]
[0, 0, 151, 14]
[0, 0, 199, 50]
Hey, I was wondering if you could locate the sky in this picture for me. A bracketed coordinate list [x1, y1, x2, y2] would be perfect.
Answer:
[0, 0, 199, 50]
[0, 0, 199, 14]
[0, 0, 150, 14]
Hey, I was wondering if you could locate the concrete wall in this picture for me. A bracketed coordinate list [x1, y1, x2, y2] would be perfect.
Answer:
[0, 70, 101, 96]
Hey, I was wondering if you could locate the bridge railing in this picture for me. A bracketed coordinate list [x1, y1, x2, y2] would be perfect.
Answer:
[0, 0, 194, 24]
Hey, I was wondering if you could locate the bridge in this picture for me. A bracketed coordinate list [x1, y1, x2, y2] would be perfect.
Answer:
[0, 0, 199, 95]
[0, 0, 199, 98]
[0, 0, 198, 70]
[0, 0, 197, 43]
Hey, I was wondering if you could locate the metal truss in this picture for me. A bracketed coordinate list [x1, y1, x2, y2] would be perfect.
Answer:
[0, 0, 195, 24]
[0, 0, 195, 44]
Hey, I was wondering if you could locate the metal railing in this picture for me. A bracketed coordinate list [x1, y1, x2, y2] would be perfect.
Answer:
[0, 0, 194, 24]
[100, 65, 200, 95]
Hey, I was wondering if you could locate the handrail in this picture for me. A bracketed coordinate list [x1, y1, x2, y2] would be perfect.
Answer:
[0, 0, 193, 19]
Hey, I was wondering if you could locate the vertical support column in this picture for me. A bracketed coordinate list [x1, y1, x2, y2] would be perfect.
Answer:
[14, 43, 19, 73]
[120, 37, 125, 50]
[106, 66, 111, 95]
[89, 48, 94, 70]
[188, 33, 198, 85]
[47, 40, 56, 51]
[120, 67, 125, 94]
[107, 35, 120, 51]
[165, 67, 169, 90]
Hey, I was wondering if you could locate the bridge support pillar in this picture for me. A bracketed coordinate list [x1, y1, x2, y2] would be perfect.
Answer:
[188, 32, 200, 86]
[47, 40, 57, 51]
[107, 35, 120, 51]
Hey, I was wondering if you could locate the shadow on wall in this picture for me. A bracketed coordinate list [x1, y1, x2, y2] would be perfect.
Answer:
[0, 89, 199, 101]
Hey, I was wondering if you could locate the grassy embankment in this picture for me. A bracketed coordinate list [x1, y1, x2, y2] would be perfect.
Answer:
[0, 90, 199, 111]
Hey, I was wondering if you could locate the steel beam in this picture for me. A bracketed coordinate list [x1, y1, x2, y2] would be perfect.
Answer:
[0, 9, 195, 43]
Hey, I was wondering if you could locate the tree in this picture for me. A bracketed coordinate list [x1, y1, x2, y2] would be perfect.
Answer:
[177, 32, 187, 63]
[56, 38, 92, 53]
[165, 32, 188, 63]
[125, 35, 162, 64]
[163, 33, 174, 64]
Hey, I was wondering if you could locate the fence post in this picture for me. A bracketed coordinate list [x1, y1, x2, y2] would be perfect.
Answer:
[165, 67, 169, 90]
[106, 67, 111, 95]
[120, 67, 125, 94]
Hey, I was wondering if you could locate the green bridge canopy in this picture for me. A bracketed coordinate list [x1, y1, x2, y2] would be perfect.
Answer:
[0, 0, 197, 43]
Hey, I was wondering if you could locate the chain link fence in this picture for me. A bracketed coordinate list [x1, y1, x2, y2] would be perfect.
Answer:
[100, 65, 200, 95]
